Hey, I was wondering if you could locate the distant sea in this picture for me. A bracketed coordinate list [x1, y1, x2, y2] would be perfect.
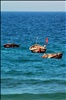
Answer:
[1, 12, 66, 100]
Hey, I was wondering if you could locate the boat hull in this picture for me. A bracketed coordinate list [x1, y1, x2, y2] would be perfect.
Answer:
[42, 53, 63, 59]
[3, 43, 19, 48]
[29, 44, 46, 53]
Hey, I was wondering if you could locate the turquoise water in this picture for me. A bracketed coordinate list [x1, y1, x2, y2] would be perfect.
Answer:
[1, 12, 66, 100]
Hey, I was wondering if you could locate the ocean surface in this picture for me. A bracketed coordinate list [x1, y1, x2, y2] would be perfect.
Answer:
[1, 12, 66, 100]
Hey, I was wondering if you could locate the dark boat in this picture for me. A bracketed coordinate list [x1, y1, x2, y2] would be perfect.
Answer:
[42, 53, 63, 59]
[3, 43, 19, 48]
[29, 44, 46, 53]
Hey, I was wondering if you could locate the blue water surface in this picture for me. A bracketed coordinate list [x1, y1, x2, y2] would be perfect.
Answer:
[1, 12, 66, 100]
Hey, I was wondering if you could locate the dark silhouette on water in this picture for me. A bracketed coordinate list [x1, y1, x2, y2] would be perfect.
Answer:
[3, 43, 19, 48]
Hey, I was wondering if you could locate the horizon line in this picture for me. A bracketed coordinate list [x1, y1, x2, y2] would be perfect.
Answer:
[1, 11, 66, 12]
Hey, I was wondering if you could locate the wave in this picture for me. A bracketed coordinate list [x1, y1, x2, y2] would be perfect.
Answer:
[1, 92, 66, 100]
[2, 78, 66, 85]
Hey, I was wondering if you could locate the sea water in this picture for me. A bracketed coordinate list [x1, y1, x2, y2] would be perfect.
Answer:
[1, 12, 66, 100]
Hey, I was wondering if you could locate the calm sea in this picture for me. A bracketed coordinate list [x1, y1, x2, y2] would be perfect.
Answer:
[1, 12, 66, 100]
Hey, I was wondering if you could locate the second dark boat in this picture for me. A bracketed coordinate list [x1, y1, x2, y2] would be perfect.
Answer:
[3, 43, 19, 48]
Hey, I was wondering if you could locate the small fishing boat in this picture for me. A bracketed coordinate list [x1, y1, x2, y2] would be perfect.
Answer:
[42, 53, 63, 59]
[29, 44, 46, 53]
[29, 37, 48, 53]
[3, 43, 19, 48]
